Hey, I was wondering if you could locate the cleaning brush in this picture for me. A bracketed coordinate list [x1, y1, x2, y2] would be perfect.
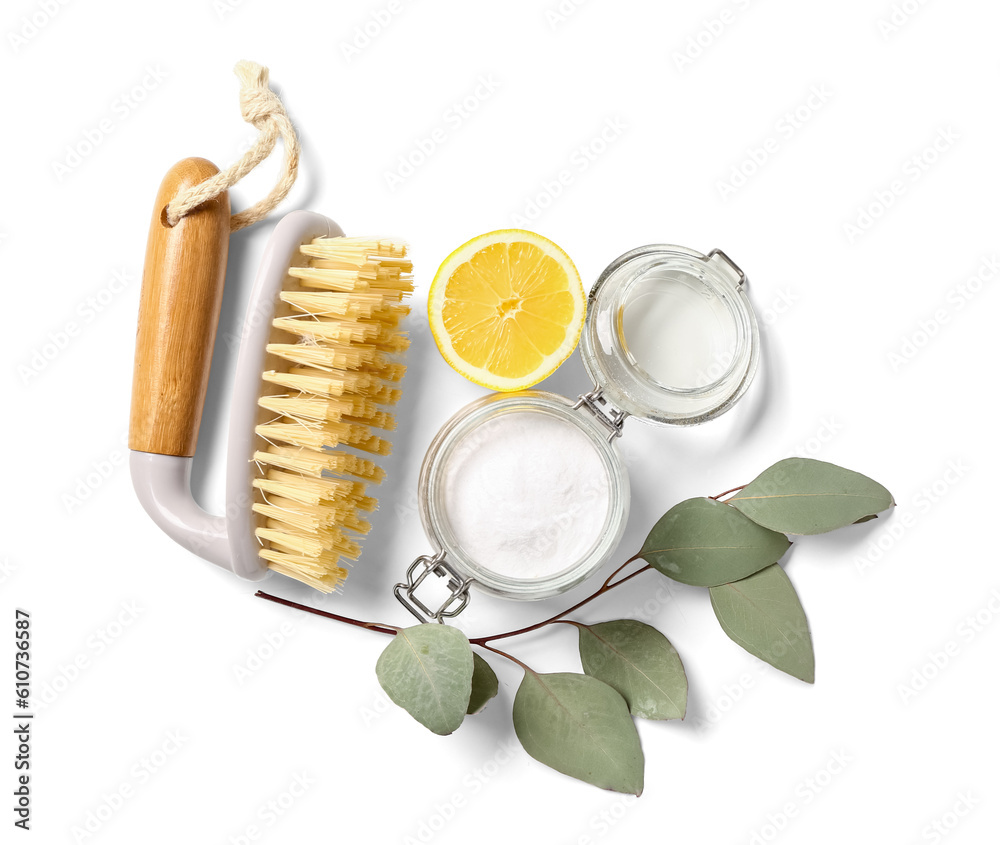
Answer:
[129, 158, 411, 593]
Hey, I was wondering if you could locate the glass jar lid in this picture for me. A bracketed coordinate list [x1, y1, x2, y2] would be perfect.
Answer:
[579, 245, 759, 426]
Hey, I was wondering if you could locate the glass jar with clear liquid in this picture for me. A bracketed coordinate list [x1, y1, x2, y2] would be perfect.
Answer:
[395, 245, 760, 621]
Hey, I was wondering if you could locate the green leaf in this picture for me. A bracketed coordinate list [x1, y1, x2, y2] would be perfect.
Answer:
[709, 564, 815, 683]
[512, 672, 644, 795]
[640, 497, 791, 587]
[375, 625, 473, 735]
[578, 620, 687, 720]
[467, 652, 499, 715]
[728, 458, 894, 535]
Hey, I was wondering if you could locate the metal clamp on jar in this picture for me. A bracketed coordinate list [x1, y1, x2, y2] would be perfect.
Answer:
[395, 245, 760, 622]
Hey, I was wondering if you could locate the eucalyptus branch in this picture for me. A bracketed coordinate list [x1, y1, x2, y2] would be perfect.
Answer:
[255, 457, 894, 795]
[709, 484, 747, 501]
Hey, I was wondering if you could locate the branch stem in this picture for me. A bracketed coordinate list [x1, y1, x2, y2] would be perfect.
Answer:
[477, 643, 532, 672]
[710, 484, 747, 502]
[254, 591, 398, 636]
[255, 554, 656, 647]
[468, 557, 652, 647]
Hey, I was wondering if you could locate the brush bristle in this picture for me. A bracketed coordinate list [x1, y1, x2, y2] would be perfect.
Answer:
[252, 236, 411, 592]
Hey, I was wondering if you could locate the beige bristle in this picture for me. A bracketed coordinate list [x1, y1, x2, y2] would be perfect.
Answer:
[301, 236, 412, 269]
[365, 361, 407, 382]
[263, 555, 348, 592]
[252, 235, 409, 592]
[372, 303, 411, 326]
[253, 493, 358, 524]
[257, 420, 392, 454]
[288, 266, 369, 292]
[281, 289, 367, 319]
[370, 385, 402, 406]
[255, 468, 365, 504]
[257, 525, 361, 559]
[263, 368, 379, 398]
[254, 499, 336, 532]
[258, 394, 377, 424]
[256, 422, 335, 451]
[289, 266, 414, 295]
[253, 447, 385, 482]
[266, 341, 388, 372]
[342, 410, 396, 432]
[273, 316, 374, 345]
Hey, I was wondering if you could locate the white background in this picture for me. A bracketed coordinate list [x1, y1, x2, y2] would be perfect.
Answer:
[3, 0, 998, 842]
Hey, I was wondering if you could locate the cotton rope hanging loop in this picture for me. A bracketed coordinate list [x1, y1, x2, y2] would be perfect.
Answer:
[165, 60, 300, 231]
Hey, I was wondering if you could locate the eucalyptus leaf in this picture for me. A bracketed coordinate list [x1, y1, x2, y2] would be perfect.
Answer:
[641, 497, 791, 587]
[467, 652, 499, 715]
[709, 564, 815, 683]
[375, 625, 473, 736]
[513, 672, 644, 795]
[728, 458, 894, 535]
[578, 620, 687, 720]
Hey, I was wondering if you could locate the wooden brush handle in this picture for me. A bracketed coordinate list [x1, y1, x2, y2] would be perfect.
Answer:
[129, 158, 231, 457]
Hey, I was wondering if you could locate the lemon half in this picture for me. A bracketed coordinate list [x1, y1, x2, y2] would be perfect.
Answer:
[428, 230, 585, 391]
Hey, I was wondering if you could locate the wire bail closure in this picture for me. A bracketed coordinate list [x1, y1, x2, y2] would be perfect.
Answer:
[393, 552, 474, 623]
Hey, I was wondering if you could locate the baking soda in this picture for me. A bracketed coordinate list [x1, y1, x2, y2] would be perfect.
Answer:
[441, 411, 611, 579]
